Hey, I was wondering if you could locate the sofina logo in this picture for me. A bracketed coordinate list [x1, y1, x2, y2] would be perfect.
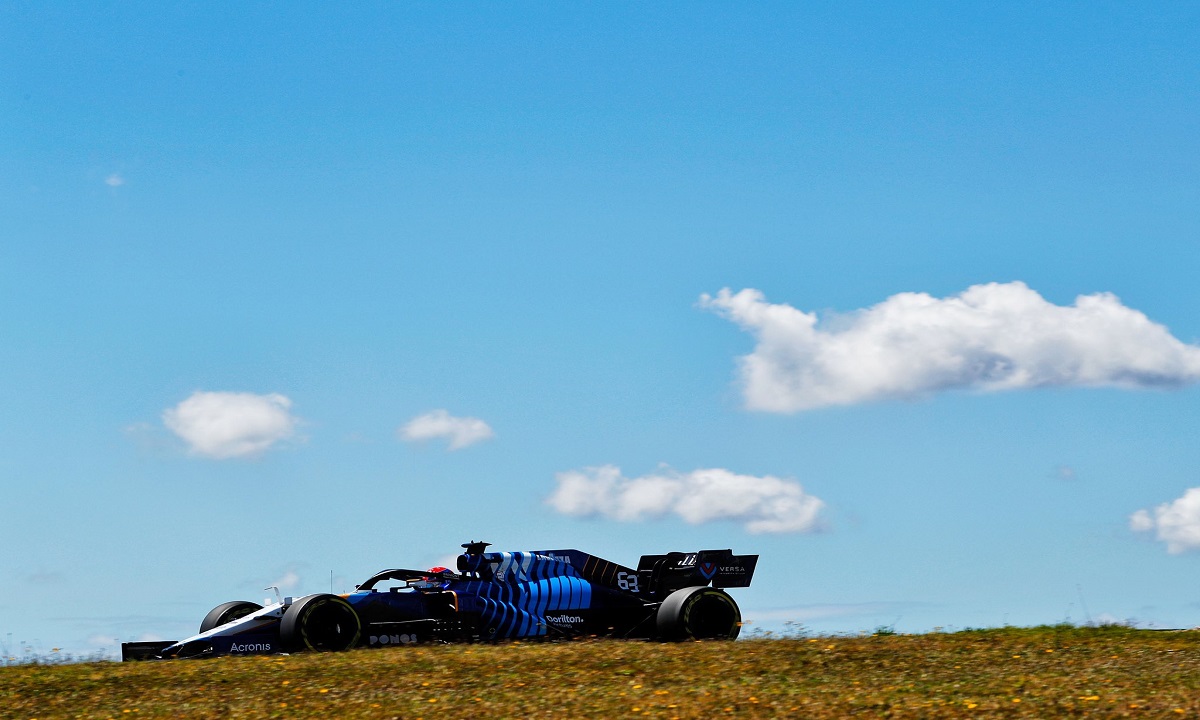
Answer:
[698, 562, 718, 580]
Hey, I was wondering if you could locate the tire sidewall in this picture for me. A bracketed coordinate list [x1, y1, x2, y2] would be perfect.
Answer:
[656, 586, 741, 641]
[280, 594, 362, 652]
[200, 601, 264, 634]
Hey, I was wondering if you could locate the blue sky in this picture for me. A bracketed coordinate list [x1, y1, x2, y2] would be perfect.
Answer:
[3, 2, 1199, 656]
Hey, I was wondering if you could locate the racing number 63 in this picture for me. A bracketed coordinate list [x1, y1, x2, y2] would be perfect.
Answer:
[617, 572, 639, 593]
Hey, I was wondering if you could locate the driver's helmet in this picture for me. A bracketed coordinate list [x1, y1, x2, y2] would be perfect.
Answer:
[423, 566, 450, 587]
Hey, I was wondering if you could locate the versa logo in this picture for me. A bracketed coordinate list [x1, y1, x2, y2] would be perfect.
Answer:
[698, 562, 718, 580]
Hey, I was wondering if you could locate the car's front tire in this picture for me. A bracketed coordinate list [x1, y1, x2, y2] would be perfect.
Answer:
[280, 594, 361, 652]
[656, 586, 742, 641]
[200, 601, 264, 633]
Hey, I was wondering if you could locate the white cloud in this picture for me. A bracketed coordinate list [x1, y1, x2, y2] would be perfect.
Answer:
[746, 602, 916, 623]
[87, 634, 118, 648]
[1090, 613, 1133, 627]
[1130, 508, 1155, 532]
[546, 465, 824, 534]
[104, 173, 124, 187]
[700, 282, 1200, 412]
[399, 409, 494, 450]
[1054, 465, 1078, 481]
[1131, 488, 1200, 554]
[432, 555, 462, 572]
[162, 391, 298, 459]
[273, 570, 300, 591]
[26, 571, 62, 585]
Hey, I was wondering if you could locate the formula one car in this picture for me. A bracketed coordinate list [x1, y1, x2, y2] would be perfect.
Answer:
[121, 542, 758, 660]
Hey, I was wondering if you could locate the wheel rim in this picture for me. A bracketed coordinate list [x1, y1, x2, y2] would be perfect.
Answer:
[686, 592, 739, 639]
[300, 599, 360, 651]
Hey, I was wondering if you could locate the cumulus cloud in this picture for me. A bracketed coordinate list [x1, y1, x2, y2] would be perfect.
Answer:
[273, 570, 300, 591]
[162, 391, 298, 459]
[1054, 465, 1078, 482]
[87, 634, 118, 648]
[746, 601, 920, 623]
[700, 282, 1200, 412]
[546, 465, 824, 534]
[26, 571, 62, 585]
[399, 410, 494, 450]
[1131, 488, 1200, 554]
[104, 173, 124, 187]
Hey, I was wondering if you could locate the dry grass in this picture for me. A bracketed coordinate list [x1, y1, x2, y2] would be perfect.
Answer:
[5, 626, 1200, 718]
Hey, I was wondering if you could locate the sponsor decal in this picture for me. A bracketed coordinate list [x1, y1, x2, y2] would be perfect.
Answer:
[719, 565, 746, 573]
[543, 553, 572, 565]
[230, 642, 271, 653]
[698, 562, 718, 580]
[369, 634, 418, 646]
[544, 614, 584, 626]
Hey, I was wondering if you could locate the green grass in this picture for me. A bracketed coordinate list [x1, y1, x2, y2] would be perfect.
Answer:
[5, 626, 1200, 718]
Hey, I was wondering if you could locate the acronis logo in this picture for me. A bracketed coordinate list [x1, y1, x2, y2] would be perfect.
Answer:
[229, 642, 271, 653]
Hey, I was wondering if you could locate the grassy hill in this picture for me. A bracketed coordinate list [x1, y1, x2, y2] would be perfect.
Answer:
[4, 626, 1200, 718]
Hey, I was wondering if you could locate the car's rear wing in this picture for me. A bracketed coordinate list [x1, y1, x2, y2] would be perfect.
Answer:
[636, 549, 758, 597]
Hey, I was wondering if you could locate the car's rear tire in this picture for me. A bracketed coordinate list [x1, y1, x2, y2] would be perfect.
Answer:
[200, 601, 263, 633]
[656, 586, 741, 641]
[280, 594, 361, 652]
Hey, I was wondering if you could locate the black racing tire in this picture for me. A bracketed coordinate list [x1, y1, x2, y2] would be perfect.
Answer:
[200, 601, 264, 633]
[279, 594, 362, 653]
[656, 586, 742, 641]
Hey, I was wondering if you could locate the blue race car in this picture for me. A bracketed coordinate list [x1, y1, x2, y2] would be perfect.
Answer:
[121, 542, 758, 660]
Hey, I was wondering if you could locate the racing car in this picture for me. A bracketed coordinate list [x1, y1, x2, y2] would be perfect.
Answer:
[121, 541, 758, 660]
